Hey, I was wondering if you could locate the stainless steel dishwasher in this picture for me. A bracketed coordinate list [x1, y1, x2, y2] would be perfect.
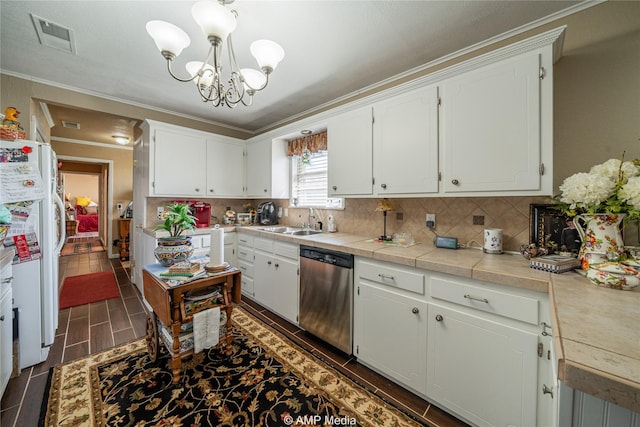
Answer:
[299, 245, 354, 354]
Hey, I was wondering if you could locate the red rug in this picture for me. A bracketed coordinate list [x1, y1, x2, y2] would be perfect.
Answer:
[59, 271, 120, 309]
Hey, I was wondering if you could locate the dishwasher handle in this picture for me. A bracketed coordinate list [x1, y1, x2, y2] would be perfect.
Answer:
[300, 245, 354, 269]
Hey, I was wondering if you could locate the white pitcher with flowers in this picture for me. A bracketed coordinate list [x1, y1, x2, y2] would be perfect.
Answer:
[555, 154, 640, 271]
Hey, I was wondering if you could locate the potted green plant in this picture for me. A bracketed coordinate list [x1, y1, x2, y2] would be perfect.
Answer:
[152, 203, 197, 266]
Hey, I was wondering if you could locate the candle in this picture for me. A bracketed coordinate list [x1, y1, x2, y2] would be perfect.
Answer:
[209, 225, 224, 266]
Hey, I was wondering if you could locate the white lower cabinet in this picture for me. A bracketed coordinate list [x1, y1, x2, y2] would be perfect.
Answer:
[353, 258, 427, 395]
[353, 256, 555, 426]
[427, 273, 552, 427]
[236, 233, 255, 298]
[0, 249, 13, 399]
[0, 287, 11, 396]
[427, 303, 539, 427]
[253, 237, 299, 324]
[171, 231, 235, 265]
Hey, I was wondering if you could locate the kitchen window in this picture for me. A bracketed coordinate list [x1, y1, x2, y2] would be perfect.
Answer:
[290, 151, 343, 209]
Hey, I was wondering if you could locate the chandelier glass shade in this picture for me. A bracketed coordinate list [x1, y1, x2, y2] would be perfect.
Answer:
[146, 0, 284, 108]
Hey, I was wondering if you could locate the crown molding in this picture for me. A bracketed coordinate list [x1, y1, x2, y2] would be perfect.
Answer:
[52, 136, 133, 151]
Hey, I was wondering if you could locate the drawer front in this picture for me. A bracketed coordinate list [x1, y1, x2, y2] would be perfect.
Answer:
[274, 241, 298, 260]
[254, 237, 274, 252]
[190, 236, 203, 249]
[237, 259, 254, 278]
[430, 276, 539, 325]
[192, 247, 209, 258]
[358, 260, 425, 295]
[237, 246, 254, 262]
[241, 276, 254, 296]
[237, 234, 254, 247]
[224, 232, 235, 245]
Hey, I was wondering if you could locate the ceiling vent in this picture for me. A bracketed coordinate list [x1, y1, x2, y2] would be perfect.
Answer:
[61, 121, 80, 130]
[31, 14, 77, 54]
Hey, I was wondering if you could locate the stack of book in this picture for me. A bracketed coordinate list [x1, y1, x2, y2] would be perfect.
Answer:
[529, 255, 581, 273]
[159, 261, 206, 286]
[160, 262, 203, 279]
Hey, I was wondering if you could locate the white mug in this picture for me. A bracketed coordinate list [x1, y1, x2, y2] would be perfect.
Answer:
[484, 228, 503, 254]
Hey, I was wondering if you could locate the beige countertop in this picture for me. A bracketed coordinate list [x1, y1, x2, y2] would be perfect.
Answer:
[144, 225, 640, 412]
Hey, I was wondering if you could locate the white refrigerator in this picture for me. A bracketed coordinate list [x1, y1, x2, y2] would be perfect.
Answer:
[0, 140, 65, 369]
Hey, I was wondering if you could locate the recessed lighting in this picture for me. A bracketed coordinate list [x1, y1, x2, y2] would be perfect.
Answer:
[301, 129, 312, 135]
[112, 135, 130, 145]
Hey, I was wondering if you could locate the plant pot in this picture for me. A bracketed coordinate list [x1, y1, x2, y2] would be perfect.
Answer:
[154, 236, 194, 267]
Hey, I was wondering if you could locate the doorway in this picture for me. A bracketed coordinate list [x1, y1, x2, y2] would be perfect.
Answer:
[58, 158, 113, 256]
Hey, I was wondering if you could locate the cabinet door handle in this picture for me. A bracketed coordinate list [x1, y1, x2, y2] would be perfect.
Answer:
[380, 183, 387, 189]
[451, 179, 459, 185]
[464, 294, 489, 303]
[411, 307, 419, 314]
[542, 384, 554, 398]
[377, 273, 394, 281]
[195, 188, 200, 192]
[0, 277, 12, 284]
[263, 189, 268, 193]
[0, 315, 4, 321]
[332, 185, 337, 191]
[209, 189, 214, 193]
[274, 263, 279, 268]
[267, 261, 272, 265]
[435, 314, 443, 322]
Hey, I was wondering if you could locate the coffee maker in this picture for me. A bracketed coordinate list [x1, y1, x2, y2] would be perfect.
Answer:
[257, 201, 278, 225]
[189, 201, 211, 228]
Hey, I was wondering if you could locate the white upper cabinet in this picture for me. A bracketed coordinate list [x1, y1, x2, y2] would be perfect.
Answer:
[327, 86, 439, 198]
[206, 138, 244, 197]
[441, 49, 549, 194]
[322, 28, 561, 198]
[245, 137, 289, 199]
[327, 106, 373, 196]
[245, 138, 270, 197]
[141, 120, 244, 198]
[373, 85, 439, 195]
[154, 128, 208, 196]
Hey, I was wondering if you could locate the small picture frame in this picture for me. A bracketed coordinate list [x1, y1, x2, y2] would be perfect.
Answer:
[529, 204, 577, 253]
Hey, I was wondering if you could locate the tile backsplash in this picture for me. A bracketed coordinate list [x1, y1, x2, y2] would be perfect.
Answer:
[281, 196, 552, 252]
[148, 196, 556, 252]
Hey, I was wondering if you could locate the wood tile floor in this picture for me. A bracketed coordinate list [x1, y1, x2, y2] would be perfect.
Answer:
[0, 250, 469, 427]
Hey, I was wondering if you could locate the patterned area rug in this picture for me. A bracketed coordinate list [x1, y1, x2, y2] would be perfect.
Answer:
[40, 308, 426, 427]
[68, 231, 99, 240]
[60, 238, 104, 256]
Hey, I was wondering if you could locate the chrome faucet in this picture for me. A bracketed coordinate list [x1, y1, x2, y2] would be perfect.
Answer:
[308, 208, 313, 230]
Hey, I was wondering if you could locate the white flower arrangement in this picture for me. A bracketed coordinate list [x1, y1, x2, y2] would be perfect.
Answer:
[555, 156, 640, 220]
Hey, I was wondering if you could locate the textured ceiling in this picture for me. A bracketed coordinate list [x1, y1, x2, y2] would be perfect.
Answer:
[1, 0, 587, 141]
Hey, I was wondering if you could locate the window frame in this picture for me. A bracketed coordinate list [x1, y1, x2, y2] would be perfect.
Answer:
[289, 150, 343, 209]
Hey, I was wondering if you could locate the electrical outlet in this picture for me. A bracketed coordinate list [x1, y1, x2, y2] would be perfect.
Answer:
[426, 213, 436, 228]
[396, 212, 404, 221]
[157, 206, 165, 221]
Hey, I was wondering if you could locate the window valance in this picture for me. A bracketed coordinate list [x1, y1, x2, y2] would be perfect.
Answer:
[287, 131, 327, 157]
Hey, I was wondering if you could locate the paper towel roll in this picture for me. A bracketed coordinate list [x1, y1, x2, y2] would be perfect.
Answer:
[209, 225, 224, 266]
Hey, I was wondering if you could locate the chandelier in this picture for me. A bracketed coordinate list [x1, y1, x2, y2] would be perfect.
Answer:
[146, 0, 284, 108]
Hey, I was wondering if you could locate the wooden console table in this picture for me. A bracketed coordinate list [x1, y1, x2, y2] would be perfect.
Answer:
[142, 266, 241, 383]
[117, 219, 131, 260]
